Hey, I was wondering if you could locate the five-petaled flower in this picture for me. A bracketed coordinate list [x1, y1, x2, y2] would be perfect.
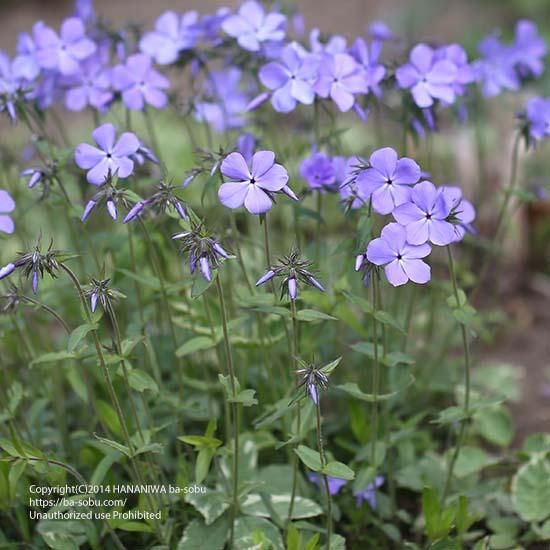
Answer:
[34, 18, 96, 75]
[219, 151, 293, 215]
[222, 1, 286, 52]
[393, 181, 455, 246]
[112, 53, 170, 111]
[366, 223, 431, 287]
[75, 123, 140, 185]
[396, 43, 458, 108]
[356, 147, 421, 215]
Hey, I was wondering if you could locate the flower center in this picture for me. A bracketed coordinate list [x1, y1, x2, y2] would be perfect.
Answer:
[250, 177, 256, 184]
[397, 253, 403, 260]
[106, 153, 112, 158]
[426, 213, 432, 220]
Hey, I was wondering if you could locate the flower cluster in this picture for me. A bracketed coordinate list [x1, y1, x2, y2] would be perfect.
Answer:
[0, 189, 16, 234]
[308, 473, 385, 509]
[354, 147, 475, 287]
[172, 224, 231, 282]
[520, 96, 550, 147]
[256, 249, 324, 301]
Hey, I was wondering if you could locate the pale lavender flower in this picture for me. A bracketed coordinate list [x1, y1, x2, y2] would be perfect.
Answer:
[0, 189, 15, 234]
[222, 1, 286, 52]
[194, 68, 248, 133]
[434, 44, 474, 97]
[309, 29, 347, 55]
[34, 18, 96, 75]
[472, 35, 519, 97]
[369, 21, 395, 42]
[14, 32, 41, 81]
[366, 223, 431, 287]
[356, 147, 420, 215]
[20, 168, 46, 189]
[259, 44, 318, 112]
[393, 181, 455, 246]
[140, 11, 200, 65]
[315, 53, 367, 112]
[62, 55, 112, 112]
[112, 53, 170, 111]
[349, 38, 386, 97]
[74, 123, 140, 185]
[396, 43, 457, 108]
[219, 151, 292, 215]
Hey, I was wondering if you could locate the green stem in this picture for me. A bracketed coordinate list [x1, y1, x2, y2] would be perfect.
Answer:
[474, 131, 522, 296]
[21, 295, 70, 334]
[215, 276, 240, 549]
[315, 398, 332, 550]
[441, 247, 471, 503]
[287, 299, 301, 527]
[371, 275, 381, 473]
[60, 264, 164, 540]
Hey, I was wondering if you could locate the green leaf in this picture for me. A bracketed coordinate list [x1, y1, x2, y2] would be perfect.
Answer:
[234, 516, 284, 550]
[319, 357, 342, 376]
[195, 448, 214, 484]
[431, 406, 469, 425]
[297, 309, 337, 322]
[191, 272, 217, 298]
[178, 435, 223, 449]
[93, 434, 131, 457]
[512, 456, 550, 522]
[336, 382, 407, 402]
[241, 493, 322, 519]
[117, 268, 161, 290]
[218, 375, 258, 407]
[294, 445, 322, 471]
[30, 351, 77, 367]
[454, 447, 496, 478]
[423, 486, 455, 541]
[128, 369, 159, 394]
[108, 520, 153, 533]
[176, 336, 216, 357]
[474, 406, 513, 447]
[185, 490, 229, 525]
[67, 323, 97, 352]
[177, 516, 229, 550]
[321, 461, 355, 481]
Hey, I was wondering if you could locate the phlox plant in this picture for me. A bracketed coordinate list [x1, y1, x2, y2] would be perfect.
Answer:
[1, 0, 550, 549]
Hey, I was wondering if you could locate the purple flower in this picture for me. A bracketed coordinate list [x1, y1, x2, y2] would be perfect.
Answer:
[315, 53, 367, 112]
[355, 476, 384, 509]
[392, 181, 455, 246]
[75, 123, 140, 185]
[74, 0, 95, 23]
[440, 186, 476, 242]
[259, 44, 318, 112]
[237, 133, 257, 163]
[299, 152, 336, 192]
[366, 223, 431, 287]
[222, 1, 286, 52]
[396, 43, 457, 108]
[356, 147, 420, 215]
[112, 54, 170, 111]
[434, 44, 474, 97]
[524, 96, 550, 144]
[62, 55, 112, 112]
[14, 32, 41, 81]
[0, 189, 15, 234]
[308, 474, 348, 495]
[139, 11, 200, 65]
[349, 38, 386, 97]
[219, 151, 291, 215]
[512, 20, 546, 79]
[309, 29, 347, 56]
[34, 18, 96, 75]
[472, 35, 519, 97]
[194, 68, 248, 133]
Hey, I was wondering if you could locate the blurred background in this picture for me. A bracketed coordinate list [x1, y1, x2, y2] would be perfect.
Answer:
[1, 0, 550, 439]
[1, 0, 550, 52]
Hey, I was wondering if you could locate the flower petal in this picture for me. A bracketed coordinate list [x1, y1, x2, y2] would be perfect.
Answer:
[221, 152, 250, 181]
[92, 123, 116, 153]
[244, 184, 273, 214]
[384, 260, 409, 286]
[75, 143, 104, 169]
[218, 181, 249, 209]
[402, 258, 431, 284]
